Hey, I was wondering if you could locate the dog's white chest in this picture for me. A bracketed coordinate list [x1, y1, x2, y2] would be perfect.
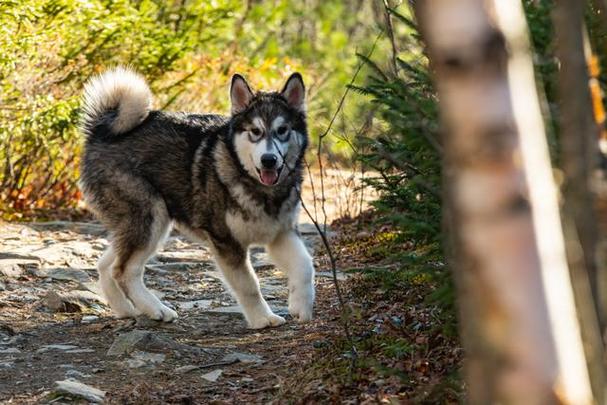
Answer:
[225, 184, 299, 246]
[226, 211, 288, 246]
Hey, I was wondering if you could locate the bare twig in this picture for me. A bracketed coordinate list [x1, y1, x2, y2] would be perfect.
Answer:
[316, 33, 382, 230]
[382, 0, 399, 75]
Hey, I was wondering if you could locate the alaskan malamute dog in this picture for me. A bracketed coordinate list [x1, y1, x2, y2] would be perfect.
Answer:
[79, 67, 314, 329]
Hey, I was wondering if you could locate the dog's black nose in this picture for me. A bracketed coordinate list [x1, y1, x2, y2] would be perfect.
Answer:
[261, 153, 278, 169]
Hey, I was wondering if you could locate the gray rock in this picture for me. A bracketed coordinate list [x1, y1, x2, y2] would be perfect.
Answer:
[201, 369, 222, 382]
[54, 379, 105, 403]
[28, 221, 106, 236]
[221, 352, 263, 364]
[250, 250, 273, 269]
[204, 305, 242, 314]
[107, 330, 194, 356]
[41, 268, 92, 284]
[0, 348, 20, 354]
[42, 291, 84, 313]
[43, 290, 106, 313]
[65, 349, 95, 354]
[176, 299, 213, 311]
[316, 270, 348, 281]
[127, 351, 166, 368]
[175, 365, 200, 374]
[0, 263, 24, 278]
[37, 344, 79, 353]
[107, 330, 152, 356]
[65, 369, 92, 379]
[0, 253, 40, 278]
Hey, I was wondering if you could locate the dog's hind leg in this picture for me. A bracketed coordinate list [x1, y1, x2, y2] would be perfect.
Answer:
[111, 202, 177, 322]
[213, 247, 285, 329]
[267, 230, 315, 321]
[97, 246, 140, 318]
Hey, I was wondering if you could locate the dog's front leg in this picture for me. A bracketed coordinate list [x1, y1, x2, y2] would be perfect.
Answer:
[214, 248, 285, 329]
[267, 230, 315, 321]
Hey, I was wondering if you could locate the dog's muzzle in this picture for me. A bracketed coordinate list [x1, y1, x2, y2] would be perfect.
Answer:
[256, 165, 283, 186]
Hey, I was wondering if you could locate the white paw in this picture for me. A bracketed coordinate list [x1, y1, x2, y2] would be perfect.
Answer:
[248, 312, 286, 329]
[110, 301, 141, 319]
[289, 284, 314, 322]
[144, 303, 178, 323]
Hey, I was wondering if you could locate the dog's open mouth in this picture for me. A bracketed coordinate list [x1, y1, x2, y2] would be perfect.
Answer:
[256, 166, 283, 186]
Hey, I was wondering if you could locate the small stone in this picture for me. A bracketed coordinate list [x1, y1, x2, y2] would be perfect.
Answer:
[0, 348, 20, 354]
[45, 268, 92, 284]
[356, 230, 371, 239]
[175, 365, 200, 374]
[221, 352, 263, 364]
[65, 349, 95, 354]
[37, 344, 79, 353]
[315, 271, 348, 281]
[107, 330, 152, 356]
[65, 369, 91, 379]
[176, 299, 213, 311]
[82, 315, 99, 323]
[201, 369, 222, 382]
[42, 291, 84, 313]
[107, 330, 189, 356]
[0, 264, 23, 278]
[54, 379, 105, 403]
[127, 351, 165, 368]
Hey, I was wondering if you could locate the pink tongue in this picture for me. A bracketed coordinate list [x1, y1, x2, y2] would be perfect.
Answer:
[260, 169, 278, 185]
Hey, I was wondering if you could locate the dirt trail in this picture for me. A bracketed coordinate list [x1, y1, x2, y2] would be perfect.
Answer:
[0, 168, 375, 403]
[0, 219, 346, 403]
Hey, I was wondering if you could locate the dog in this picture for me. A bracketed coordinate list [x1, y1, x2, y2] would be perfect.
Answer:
[79, 67, 314, 329]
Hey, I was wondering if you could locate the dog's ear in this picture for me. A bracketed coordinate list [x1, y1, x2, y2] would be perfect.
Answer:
[280, 73, 305, 113]
[230, 74, 254, 114]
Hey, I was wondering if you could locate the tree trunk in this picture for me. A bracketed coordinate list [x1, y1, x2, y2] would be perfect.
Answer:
[553, 0, 607, 402]
[415, 1, 593, 403]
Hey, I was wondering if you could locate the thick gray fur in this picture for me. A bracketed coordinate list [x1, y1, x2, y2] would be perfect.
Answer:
[79, 68, 314, 328]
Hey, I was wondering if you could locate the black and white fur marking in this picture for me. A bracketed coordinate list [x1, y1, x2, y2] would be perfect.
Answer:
[79, 67, 314, 329]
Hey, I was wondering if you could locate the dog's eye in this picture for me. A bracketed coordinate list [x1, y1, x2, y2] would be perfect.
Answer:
[251, 128, 262, 137]
[275, 125, 290, 141]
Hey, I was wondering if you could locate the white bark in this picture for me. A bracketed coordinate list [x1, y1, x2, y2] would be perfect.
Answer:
[416, 0, 593, 403]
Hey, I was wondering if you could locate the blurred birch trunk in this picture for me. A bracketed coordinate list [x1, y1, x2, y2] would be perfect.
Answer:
[415, 0, 594, 403]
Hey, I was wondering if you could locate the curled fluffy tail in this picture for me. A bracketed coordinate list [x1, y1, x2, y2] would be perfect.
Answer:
[81, 67, 152, 137]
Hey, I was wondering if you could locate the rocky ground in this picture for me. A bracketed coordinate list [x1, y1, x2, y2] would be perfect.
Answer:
[0, 220, 345, 404]
[0, 170, 459, 404]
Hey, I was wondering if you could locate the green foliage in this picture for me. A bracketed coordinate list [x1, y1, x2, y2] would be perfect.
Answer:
[0, 0, 381, 219]
[354, 6, 447, 309]
[524, 0, 560, 160]
[0, 0, 237, 218]
[354, 0, 563, 320]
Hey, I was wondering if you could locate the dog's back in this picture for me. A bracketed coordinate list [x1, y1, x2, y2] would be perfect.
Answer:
[79, 68, 228, 226]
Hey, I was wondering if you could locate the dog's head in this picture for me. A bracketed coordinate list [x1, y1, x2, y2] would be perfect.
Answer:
[228, 73, 307, 187]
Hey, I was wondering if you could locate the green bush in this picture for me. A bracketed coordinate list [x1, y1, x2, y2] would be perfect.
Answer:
[0, 0, 382, 220]
[352, 0, 561, 314]
[0, 0, 237, 219]
[354, 8, 444, 291]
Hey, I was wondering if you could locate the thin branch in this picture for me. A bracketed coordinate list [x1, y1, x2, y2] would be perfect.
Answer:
[317, 33, 382, 230]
